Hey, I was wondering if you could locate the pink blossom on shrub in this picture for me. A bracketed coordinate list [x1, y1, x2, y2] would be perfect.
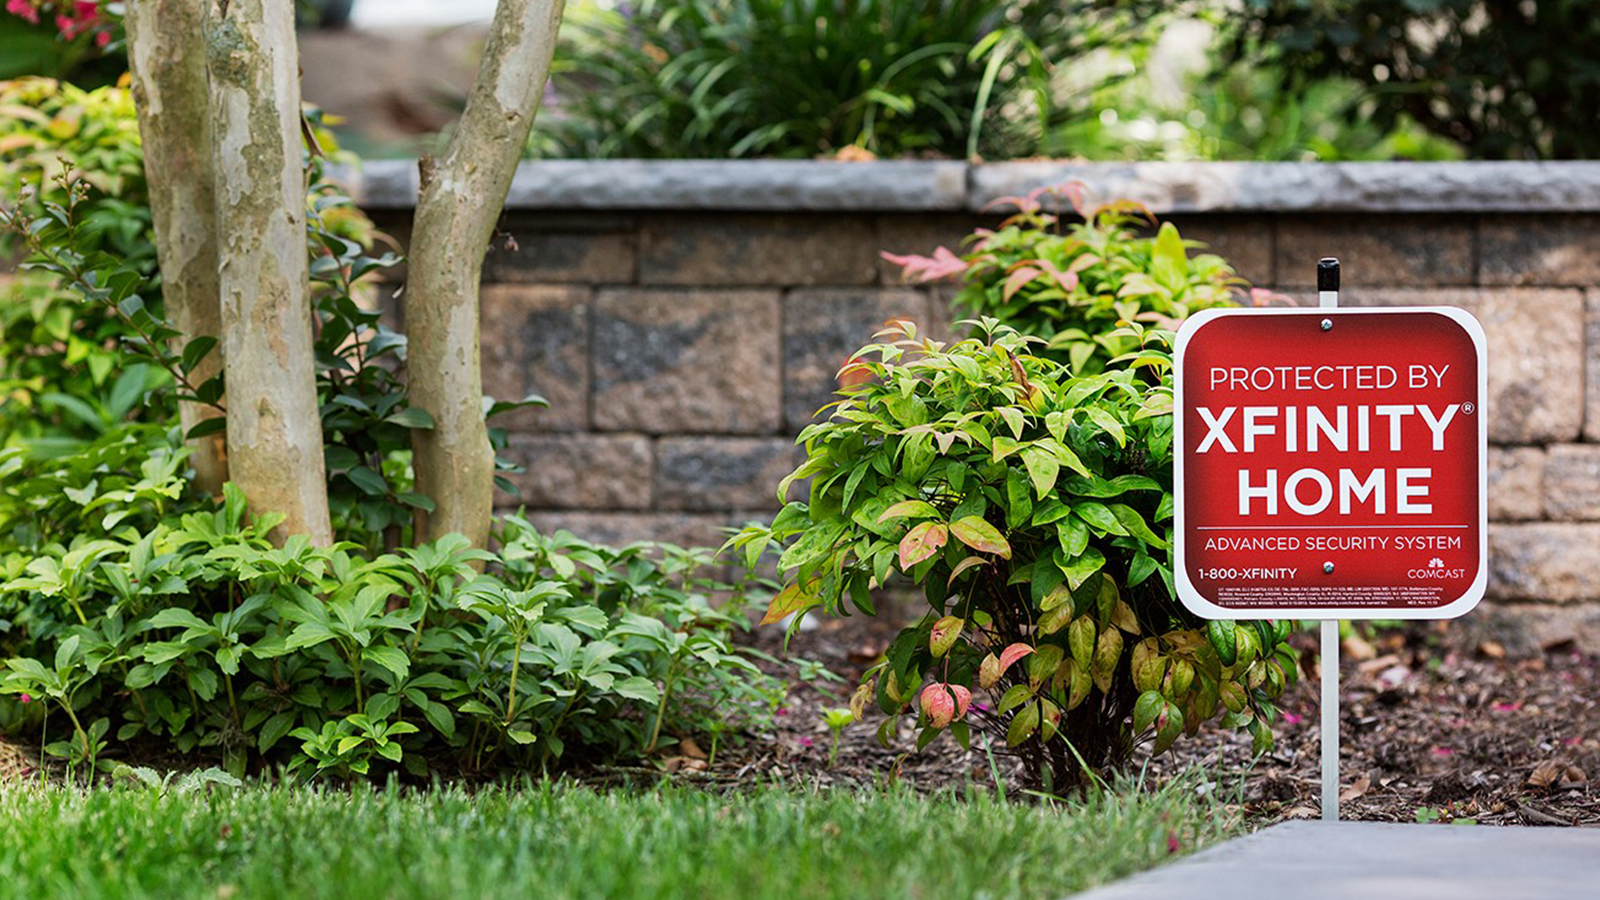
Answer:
[6, 0, 39, 23]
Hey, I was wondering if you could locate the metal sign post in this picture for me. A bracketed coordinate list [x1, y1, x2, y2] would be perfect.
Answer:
[1172, 256, 1488, 825]
[1317, 258, 1341, 822]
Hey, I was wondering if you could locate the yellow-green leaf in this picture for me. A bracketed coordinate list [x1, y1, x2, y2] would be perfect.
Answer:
[950, 516, 1011, 559]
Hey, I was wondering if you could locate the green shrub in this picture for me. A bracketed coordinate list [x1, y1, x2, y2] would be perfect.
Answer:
[540, 0, 1149, 160]
[0, 445, 781, 778]
[728, 318, 1295, 789]
[0, 81, 787, 780]
[1221, 0, 1600, 159]
[884, 186, 1259, 373]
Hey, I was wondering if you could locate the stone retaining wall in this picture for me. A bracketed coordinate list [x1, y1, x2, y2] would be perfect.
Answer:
[360, 161, 1600, 626]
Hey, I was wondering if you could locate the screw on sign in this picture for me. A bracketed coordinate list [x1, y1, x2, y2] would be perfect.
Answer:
[1173, 258, 1487, 821]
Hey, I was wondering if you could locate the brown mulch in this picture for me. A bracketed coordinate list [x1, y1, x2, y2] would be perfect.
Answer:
[0, 733, 38, 783]
[719, 609, 1600, 825]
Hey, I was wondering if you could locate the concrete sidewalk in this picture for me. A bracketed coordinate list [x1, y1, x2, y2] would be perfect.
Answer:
[1071, 820, 1600, 900]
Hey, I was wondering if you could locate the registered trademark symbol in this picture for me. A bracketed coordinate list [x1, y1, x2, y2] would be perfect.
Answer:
[1462, 402, 1476, 415]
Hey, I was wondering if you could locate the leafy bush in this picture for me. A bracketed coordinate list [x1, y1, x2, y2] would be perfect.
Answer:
[0, 82, 785, 781]
[729, 316, 1295, 789]
[1222, 0, 1600, 159]
[541, 0, 1150, 160]
[0, 76, 146, 261]
[0, 447, 781, 778]
[884, 186, 1263, 373]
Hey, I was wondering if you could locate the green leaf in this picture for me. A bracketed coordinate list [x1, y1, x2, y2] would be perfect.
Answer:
[1073, 502, 1127, 536]
[1057, 547, 1105, 591]
[1133, 690, 1165, 733]
[180, 336, 218, 375]
[363, 645, 410, 682]
[614, 676, 661, 705]
[507, 729, 537, 745]
[346, 466, 388, 496]
[1019, 446, 1059, 498]
[876, 499, 939, 523]
[385, 407, 436, 430]
[184, 417, 226, 440]
[997, 683, 1033, 714]
[1006, 701, 1041, 747]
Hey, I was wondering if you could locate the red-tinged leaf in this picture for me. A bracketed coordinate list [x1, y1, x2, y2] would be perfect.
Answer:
[877, 499, 939, 524]
[898, 521, 947, 570]
[997, 642, 1034, 679]
[948, 555, 988, 585]
[920, 682, 956, 728]
[759, 582, 817, 626]
[929, 616, 964, 658]
[1003, 266, 1041, 300]
[950, 516, 1011, 559]
[949, 684, 972, 720]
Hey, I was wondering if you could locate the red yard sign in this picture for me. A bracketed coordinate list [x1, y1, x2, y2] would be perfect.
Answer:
[1174, 307, 1487, 620]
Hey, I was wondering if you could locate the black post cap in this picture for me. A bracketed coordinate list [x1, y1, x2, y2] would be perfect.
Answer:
[1317, 257, 1340, 292]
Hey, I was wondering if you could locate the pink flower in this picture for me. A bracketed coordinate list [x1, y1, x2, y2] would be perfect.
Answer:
[95, 28, 109, 47]
[1281, 712, 1302, 725]
[18, 694, 30, 704]
[6, 0, 38, 24]
[775, 707, 790, 717]
[798, 737, 814, 748]
[73, 0, 96, 15]
[880, 246, 967, 283]
[1166, 831, 1181, 854]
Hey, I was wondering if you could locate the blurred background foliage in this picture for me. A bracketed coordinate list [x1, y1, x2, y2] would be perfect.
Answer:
[0, 0, 1592, 163]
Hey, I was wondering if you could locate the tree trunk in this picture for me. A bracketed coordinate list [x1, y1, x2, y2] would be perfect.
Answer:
[406, 0, 567, 547]
[205, 0, 333, 545]
[124, 0, 227, 496]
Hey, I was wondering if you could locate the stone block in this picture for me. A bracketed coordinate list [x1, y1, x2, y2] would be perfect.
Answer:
[638, 213, 877, 286]
[1488, 523, 1600, 602]
[482, 213, 636, 284]
[1544, 444, 1600, 521]
[1343, 288, 1585, 444]
[1587, 292, 1600, 441]
[1165, 214, 1276, 288]
[497, 434, 652, 510]
[1481, 215, 1600, 286]
[782, 288, 930, 430]
[480, 285, 590, 432]
[1487, 446, 1544, 522]
[1274, 215, 1474, 288]
[591, 288, 781, 434]
[656, 437, 802, 511]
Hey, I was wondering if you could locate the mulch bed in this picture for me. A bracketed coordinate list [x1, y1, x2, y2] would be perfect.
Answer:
[723, 608, 1600, 825]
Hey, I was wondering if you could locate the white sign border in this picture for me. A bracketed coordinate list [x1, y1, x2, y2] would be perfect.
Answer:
[1173, 305, 1488, 621]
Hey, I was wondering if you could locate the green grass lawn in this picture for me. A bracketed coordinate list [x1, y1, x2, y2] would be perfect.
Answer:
[0, 777, 1241, 900]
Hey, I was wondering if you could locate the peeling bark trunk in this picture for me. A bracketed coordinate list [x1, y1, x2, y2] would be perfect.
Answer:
[407, 0, 567, 547]
[125, 0, 227, 496]
[205, 0, 333, 545]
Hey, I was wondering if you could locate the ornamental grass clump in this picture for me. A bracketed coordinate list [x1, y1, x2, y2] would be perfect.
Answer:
[727, 318, 1296, 790]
